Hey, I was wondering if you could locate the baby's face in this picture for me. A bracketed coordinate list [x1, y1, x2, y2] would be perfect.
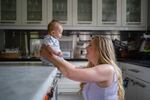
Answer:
[52, 24, 63, 39]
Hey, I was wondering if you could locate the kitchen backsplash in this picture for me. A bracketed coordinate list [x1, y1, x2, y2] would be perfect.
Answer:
[0, 29, 146, 60]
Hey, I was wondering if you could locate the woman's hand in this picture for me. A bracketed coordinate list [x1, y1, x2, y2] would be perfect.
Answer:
[40, 44, 52, 59]
[57, 51, 63, 57]
[40, 44, 60, 64]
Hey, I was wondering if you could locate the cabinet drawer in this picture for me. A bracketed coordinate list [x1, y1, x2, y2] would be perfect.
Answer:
[126, 63, 150, 83]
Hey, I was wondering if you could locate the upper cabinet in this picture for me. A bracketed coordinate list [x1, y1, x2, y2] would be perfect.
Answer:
[48, 0, 97, 26]
[0, 0, 21, 25]
[122, 0, 147, 27]
[47, 0, 72, 26]
[22, 0, 47, 25]
[0, 0, 148, 30]
[97, 0, 121, 26]
[72, 0, 97, 26]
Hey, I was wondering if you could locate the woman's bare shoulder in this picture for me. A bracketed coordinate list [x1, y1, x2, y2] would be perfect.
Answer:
[94, 64, 114, 74]
[96, 64, 114, 69]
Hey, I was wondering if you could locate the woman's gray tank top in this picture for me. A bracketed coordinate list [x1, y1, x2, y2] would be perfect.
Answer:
[82, 70, 118, 100]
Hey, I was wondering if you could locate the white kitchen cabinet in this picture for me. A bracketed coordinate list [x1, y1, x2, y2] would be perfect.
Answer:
[47, 0, 147, 29]
[125, 75, 137, 100]
[97, 0, 121, 26]
[48, 0, 97, 27]
[136, 79, 150, 100]
[0, 0, 148, 30]
[122, 0, 147, 28]
[120, 62, 150, 100]
[47, 0, 72, 26]
[143, 82, 150, 100]
[0, 0, 21, 25]
[72, 0, 97, 26]
[125, 63, 150, 83]
[97, 0, 147, 29]
[125, 75, 150, 100]
[22, 0, 47, 25]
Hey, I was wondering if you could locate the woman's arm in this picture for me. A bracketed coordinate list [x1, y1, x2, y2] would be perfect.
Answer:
[40, 46, 114, 83]
[47, 45, 62, 56]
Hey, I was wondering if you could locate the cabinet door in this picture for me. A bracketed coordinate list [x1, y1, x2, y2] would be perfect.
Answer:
[144, 84, 150, 100]
[72, 0, 97, 26]
[22, 0, 47, 25]
[125, 76, 137, 100]
[0, 0, 21, 25]
[122, 0, 147, 27]
[48, 0, 72, 26]
[97, 0, 121, 26]
[133, 78, 150, 100]
[136, 80, 150, 100]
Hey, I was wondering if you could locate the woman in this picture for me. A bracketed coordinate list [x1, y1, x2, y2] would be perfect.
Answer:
[40, 36, 124, 100]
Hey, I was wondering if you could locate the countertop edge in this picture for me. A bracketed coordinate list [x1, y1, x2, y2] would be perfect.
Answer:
[32, 68, 58, 100]
[118, 60, 150, 68]
[0, 58, 88, 61]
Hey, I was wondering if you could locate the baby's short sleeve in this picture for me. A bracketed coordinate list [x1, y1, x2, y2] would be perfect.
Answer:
[43, 36, 53, 46]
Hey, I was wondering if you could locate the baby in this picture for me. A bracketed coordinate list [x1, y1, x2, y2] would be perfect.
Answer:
[40, 19, 64, 65]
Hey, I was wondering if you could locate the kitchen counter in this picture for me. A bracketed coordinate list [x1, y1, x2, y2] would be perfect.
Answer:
[0, 58, 88, 61]
[118, 58, 150, 68]
[0, 62, 58, 100]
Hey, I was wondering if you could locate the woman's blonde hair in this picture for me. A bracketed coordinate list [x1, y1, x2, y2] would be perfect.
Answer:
[80, 36, 125, 100]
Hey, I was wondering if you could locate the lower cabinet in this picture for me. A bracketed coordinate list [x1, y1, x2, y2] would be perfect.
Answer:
[125, 75, 137, 100]
[120, 62, 150, 100]
[58, 76, 80, 93]
[136, 79, 150, 100]
[144, 84, 150, 100]
[125, 75, 150, 100]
